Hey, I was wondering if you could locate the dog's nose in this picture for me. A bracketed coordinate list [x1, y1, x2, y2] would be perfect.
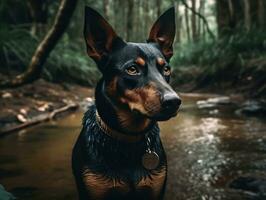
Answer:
[161, 93, 181, 111]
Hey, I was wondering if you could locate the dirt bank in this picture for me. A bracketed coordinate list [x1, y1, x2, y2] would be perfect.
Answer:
[0, 79, 93, 136]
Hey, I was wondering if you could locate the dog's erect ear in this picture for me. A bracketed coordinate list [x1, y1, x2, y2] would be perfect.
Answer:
[84, 7, 125, 63]
[147, 7, 176, 60]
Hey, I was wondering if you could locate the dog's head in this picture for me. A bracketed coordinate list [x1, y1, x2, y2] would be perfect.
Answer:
[84, 7, 181, 121]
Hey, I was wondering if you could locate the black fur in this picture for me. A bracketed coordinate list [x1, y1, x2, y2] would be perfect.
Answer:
[72, 6, 180, 200]
[72, 105, 167, 200]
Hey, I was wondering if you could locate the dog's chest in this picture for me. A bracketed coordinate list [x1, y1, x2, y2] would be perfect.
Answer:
[82, 166, 166, 200]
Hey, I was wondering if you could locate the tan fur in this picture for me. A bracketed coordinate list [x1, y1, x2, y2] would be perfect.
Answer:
[106, 77, 118, 96]
[137, 167, 166, 198]
[116, 109, 151, 133]
[82, 167, 166, 199]
[135, 57, 146, 66]
[106, 79, 161, 133]
[116, 83, 161, 132]
[82, 168, 130, 199]
[121, 83, 161, 116]
[157, 57, 166, 66]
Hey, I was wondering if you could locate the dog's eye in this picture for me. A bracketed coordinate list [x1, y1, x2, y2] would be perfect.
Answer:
[163, 66, 171, 76]
[125, 66, 140, 75]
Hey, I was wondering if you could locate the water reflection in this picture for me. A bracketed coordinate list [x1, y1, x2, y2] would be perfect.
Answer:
[0, 94, 266, 200]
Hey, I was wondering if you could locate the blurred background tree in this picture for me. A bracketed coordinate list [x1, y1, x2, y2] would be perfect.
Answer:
[0, 0, 265, 96]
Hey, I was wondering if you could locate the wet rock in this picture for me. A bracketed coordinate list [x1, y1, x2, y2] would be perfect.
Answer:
[0, 185, 16, 200]
[236, 100, 266, 116]
[197, 96, 231, 109]
[229, 176, 266, 197]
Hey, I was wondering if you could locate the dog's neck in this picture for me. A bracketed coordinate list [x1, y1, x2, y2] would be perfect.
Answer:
[95, 79, 155, 135]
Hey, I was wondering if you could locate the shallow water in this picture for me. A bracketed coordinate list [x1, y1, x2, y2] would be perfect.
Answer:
[0, 94, 265, 200]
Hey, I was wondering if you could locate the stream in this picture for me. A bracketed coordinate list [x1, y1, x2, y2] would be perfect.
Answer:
[0, 93, 266, 200]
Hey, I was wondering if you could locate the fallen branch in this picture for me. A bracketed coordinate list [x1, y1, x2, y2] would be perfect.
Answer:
[179, 0, 215, 40]
[0, 103, 78, 136]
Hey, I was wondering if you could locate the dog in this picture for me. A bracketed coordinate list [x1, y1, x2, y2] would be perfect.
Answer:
[72, 6, 181, 200]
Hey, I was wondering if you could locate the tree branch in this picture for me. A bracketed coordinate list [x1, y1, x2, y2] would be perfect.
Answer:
[179, 0, 215, 40]
[0, 0, 78, 88]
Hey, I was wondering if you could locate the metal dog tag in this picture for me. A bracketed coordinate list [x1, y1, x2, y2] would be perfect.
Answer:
[142, 151, 159, 170]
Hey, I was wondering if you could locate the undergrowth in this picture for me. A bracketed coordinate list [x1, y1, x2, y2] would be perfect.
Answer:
[170, 30, 266, 96]
[0, 23, 99, 86]
[171, 30, 266, 68]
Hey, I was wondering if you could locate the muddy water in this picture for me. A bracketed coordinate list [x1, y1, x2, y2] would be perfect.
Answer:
[0, 94, 266, 200]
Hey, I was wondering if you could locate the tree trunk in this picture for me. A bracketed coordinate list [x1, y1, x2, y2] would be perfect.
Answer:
[175, 1, 181, 43]
[191, 0, 197, 42]
[249, 0, 260, 29]
[113, 0, 120, 32]
[103, 0, 109, 20]
[201, 0, 206, 40]
[243, 0, 251, 31]
[231, 0, 244, 30]
[126, 0, 134, 41]
[216, 0, 238, 37]
[115, 0, 126, 39]
[257, 0, 265, 29]
[26, 0, 48, 36]
[181, 0, 215, 40]
[143, 0, 150, 37]
[1, 0, 78, 88]
[217, 0, 229, 37]
[156, 0, 162, 18]
[197, 0, 205, 38]
[134, 0, 142, 42]
[184, 6, 191, 42]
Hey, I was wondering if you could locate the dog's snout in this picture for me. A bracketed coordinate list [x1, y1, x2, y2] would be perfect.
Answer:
[161, 93, 181, 110]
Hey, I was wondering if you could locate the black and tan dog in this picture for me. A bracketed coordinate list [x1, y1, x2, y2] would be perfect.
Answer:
[72, 6, 181, 200]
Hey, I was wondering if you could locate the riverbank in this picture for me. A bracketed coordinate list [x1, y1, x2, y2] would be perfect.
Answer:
[0, 79, 93, 136]
[1, 79, 265, 136]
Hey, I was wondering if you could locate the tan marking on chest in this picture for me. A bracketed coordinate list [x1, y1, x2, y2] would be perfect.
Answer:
[82, 168, 130, 199]
[136, 167, 166, 198]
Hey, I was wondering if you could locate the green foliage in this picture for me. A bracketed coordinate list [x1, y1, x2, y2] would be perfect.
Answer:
[170, 30, 266, 95]
[0, 23, 38, 71]
[44, 35, 100, 86]
[171, 30, 266, 68]
[0, 23, 99, 86]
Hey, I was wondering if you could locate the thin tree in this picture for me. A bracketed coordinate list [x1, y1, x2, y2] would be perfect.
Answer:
[156, 0, 162, 18]
[126, 0, 134, 41]
[191, 0, 197, 42]
[257, 0, 265, 29]
[1, 0, 78, 88]
[134, 0, 143, 42]
[143, 0, 150, 37]
[184, 6, 191, 42]
[181, 0, 215, 40]
[243, 0, 251, 31]
[197, 0, 205, 38]
[174, 0, 181, 43]
[26, 0, 48, 36]
[103, 0, 109, 20]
